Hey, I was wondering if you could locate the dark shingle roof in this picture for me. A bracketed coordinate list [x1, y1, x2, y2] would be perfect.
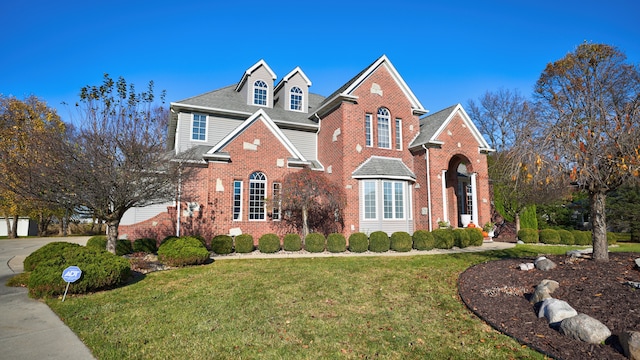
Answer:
[409, 104, 458, 148]
[352, 156, 416, 180]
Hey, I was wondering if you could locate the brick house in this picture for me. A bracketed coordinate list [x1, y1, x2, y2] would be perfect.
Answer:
[119, 55, 494, 241]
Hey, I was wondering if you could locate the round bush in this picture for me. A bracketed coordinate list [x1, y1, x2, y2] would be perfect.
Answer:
[211, 235, 233, 254]
[432, 229, 454, 249]
[572, 230, 591, 246]
[305, 233, 326, 253]
[283, 234, 302, 251]
[86, 235, 107, 251]
[412, 230, 435, 251]
[466, 228, 484, 247]
[539, 229, 560, 244]
[369, 231, 390, 253]
[517, 228, 539, 243]
[28, 246, 131, 298]
[390, 231, 412, 252]
[160, 235, 178, 246]
[453, 228, 471, 248]
[116, 239, 133, 255]
[133, 238, 157, 253]
[23, 242, 82, 272]
[157, 236, 210, 267]
[557, 230, 575, 245]
[327, 233, 346, 253]
[258, 234, 281, 253]
[235, 234, 254, 253]
[348, 233, 369, 253]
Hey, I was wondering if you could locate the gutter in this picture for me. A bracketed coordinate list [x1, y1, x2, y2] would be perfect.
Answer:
[423, 144, 433, 231]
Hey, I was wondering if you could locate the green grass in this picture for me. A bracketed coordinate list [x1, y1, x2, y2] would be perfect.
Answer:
[47, 244, 639, 359]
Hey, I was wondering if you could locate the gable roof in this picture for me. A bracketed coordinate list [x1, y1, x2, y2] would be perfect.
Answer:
[235, 59, 277, 92]
[352, 156, 416, 181]
[275, 66, 312, 92]
[409, 104, 494, 153]
[205, 109, 308, 162]
[314, 55, 428, 118]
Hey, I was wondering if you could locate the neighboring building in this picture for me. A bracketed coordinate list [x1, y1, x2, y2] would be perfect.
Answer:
[0, 217, 38, 237]
[119, 55, 494, 241]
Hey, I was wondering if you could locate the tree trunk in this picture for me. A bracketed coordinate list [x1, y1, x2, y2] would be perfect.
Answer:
[4, 215, 13, 239]
[590, 190, 609, 262]
[514, 212, 521, 233]
[37, 212, 47, 237]
[106, 219, 120, 254]
[302, 205, 309, 239]
[10, 214, 18, 239]
[61, 208, 69, 236]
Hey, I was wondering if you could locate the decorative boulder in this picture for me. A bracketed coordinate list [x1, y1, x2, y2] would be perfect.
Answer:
[538, 298, 577, 325]
[567, 248, 593, 258]
[534, 256, 557, 271]
[559, 314, 611, 344]
[620, 330, 640, 360]
[519, 263, 535, 271]
[530, 279, 559, 304]
[635, 258, 640, 269]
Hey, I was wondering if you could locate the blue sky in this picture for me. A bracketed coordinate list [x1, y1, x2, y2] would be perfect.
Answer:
[2, 0, 639, 124]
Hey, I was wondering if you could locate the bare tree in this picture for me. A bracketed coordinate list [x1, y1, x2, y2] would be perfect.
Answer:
[71, 74, 188, 254]
[534, 43, 640, 261]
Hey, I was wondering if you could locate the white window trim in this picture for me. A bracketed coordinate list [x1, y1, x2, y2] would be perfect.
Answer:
[191, 113, 207, 142]
[272, 182, 281, 221]
[362, 180, 378, 220]
[289, 87, 303, 112]
[232, 180, 243, 221]
[253, 80, 269, 106]
[395, 118, 402, 150]
[365, 114, 373, 147]
[377, 108, 391, 149]
[248, 172, 267, 221]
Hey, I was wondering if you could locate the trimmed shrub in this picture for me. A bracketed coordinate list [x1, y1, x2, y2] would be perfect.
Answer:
[466, 228, 484, 247]
[327, 233, 346, 253]
[305, 233, 326, 253]
[390, 231, 412, 252]
[23, 242, 82, 272]
[557, 230, 575, 245]
[235, 234, 254, 253]
[158, 236, 210, 267]
[572, 230, 591, 246]
[28, 246, 131, 298]
[432, 229, 454, 249]
[133, 238, 157, 253]
[369, 231, 390, 253]
[160, 235, 178, 246]
[607, 232, 617, 245]
[517, 228, 539, 243]
[116, 239, 133, 255]
[412, 230, 435, 251]
[453, 228, 471, 248]
[86, 235, 107, 251]
[211, 235, 233, 254]
[539, 229, 561, 244]
[258, 234, 281, 253]
[348, 232, 369, 253]
[520, 205, 538, 229]
[283, 234, 302, 251]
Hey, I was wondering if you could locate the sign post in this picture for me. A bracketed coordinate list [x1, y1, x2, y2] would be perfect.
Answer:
[61, 266, 82, 302]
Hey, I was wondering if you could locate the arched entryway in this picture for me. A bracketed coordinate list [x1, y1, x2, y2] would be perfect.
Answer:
[443, 155, 478, 227]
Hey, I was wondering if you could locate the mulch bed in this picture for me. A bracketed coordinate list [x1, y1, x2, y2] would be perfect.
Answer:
[458, 252, 640, 360]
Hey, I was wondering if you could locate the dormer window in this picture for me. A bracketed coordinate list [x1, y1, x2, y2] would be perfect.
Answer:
[290, 86, 303, 111]
[253, 80, 268, 106]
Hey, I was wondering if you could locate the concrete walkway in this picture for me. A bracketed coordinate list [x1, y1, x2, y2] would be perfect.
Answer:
[1, 237, 515, 359]
[0, 237, 95, 360]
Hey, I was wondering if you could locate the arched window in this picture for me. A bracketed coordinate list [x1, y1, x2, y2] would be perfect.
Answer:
[248, 171, 267, 220]
[253, 80, 268, 106]
[377, 107, 390, 148]
[290, 86, 303, 111]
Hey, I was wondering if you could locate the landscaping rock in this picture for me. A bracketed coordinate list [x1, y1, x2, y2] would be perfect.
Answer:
[559, 313, 611, 344]
[534, 257, 557, 271]
[538, 298, 577, 325]
[519, 262, 534, 271]
[635, 258, 640, 269]
[567, 248, 593, 258]
[620, 330, 640, 360]
[626, 281, 640, 289]
[530, 279, 559, 304]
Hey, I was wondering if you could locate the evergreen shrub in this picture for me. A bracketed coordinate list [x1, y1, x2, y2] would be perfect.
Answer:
[283, 234, 302, 251]
[116, 239, 133, 255]
[607, 232, 617, 245]
[28, 246, 131, 298]
[432, 229, 454, 249]
[86, 235, 107, 251]
[517, 228, 539, 243]
[160, 236, 178, 246]
[235, 234, 254, 253]
[157, 236, 210, 267]
[466, 228, 484, 246]
[453, 228, 471, 248]
[539, 229, 561, 244]
[348, 232, 369, 253]
[557, 230, 575, 245]
[258, 234, 281, 253]
[133, 238, 157, 253]
[571, 230, 591, 246]
[23, 242, 82, 272]
[327, 233, 346, 253]
[390, 231, 412, 252]
[305, 233, 326, 253]
[412, 230, 435, 251]
[211, 235, 233, 254]
[369, 231, 390, 252]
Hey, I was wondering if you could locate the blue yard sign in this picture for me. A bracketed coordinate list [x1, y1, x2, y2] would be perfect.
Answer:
[61, 266, 82, 301]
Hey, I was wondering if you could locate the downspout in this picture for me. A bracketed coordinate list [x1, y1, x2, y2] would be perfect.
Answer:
[422, 145, 433, 231]
[176, 167, 182, 237]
